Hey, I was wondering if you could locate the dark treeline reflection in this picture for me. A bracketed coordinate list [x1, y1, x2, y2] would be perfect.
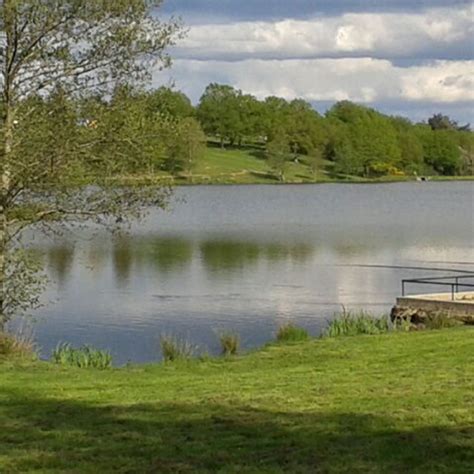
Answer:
[199, 240, 316, 274]
[45, 245, 75, 287]
[38, 235, 317, 286]
[112, 236, 194, 284]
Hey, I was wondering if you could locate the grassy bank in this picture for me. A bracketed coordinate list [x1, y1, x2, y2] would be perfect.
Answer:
[115, 144, 473, 186]
[1, 327, 473, 473]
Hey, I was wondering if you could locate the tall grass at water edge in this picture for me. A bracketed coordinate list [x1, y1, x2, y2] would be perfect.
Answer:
[217, 331, 240, 356]
[276, 323, 310, 342]
[324, 309, 391, 338]
[0, 326, 37, 360]
[52, 343, 112, 369]
[160, 334, 199, 362]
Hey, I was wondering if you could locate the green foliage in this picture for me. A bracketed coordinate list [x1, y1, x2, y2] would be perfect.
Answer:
[324, 309, 390, 337]
[428, 113, 470, 132]
[197, 83, 246, 146]
[424, 313, 463, 330]
[418, 129, 462, 175]
[276, 323, 310, 342]
[266, 135, 291, 181]
[327, 102, 402, 177]
[163, 117, 207, 175]
[0, 330, 36, 359]
[52, 343, 112, 369]
[160, 334, 197, 362]
[0, 0, 183, 326]
[218, 331, 240, 356]
[147, 87, 195, 119]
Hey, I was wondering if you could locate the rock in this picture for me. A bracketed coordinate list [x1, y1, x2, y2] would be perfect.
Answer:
[390, 305, 473, 327]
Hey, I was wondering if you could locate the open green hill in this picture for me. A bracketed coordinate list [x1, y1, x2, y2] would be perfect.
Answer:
[1, 328, 472, 472]
[168, 144, 370, 185]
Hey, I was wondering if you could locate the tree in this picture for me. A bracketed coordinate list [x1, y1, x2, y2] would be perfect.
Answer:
[390, 117, 424, 174]
[418, 129, 461, 175]
[163, 117, 206, 175]
[197, 83, 244, 147]
[147, 87, 195, 120]
[428, 113, 470, 132]
[0, 1, 183, 328]
[266, 134, 290, 182]
[327, 101, 401, 177]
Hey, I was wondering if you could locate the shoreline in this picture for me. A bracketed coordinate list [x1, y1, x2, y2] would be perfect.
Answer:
[112, 175, 474, 187]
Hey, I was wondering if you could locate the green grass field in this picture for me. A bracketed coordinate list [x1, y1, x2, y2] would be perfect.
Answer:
[113, 143, 473, 186]
[1, 328, 473, 473]
[174, 144, 335, 184]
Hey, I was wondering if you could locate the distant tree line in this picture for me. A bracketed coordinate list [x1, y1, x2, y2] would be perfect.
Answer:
[196, 83, 473, 178]
[9, 83, 473, 181]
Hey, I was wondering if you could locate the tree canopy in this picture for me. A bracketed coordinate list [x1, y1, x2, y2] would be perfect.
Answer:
[0, 0, 184, 326]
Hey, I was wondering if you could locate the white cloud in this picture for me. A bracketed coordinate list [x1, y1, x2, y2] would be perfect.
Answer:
[155, 3, 473, 122]
[156, 58, 474, 105]
[173, 6, 473, 60]
[400, 61, 474, 102]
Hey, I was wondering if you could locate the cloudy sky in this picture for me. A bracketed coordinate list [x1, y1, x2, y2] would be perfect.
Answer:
[156, 0, 473, 124]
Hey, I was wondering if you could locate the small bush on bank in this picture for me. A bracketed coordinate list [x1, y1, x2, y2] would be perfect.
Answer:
[277, 323, 310, 343]
[160, 334, 197, 362]
[324, 309, 390, 338]
[0, 330, 37, 360]
[424, 312, 463, 330]
[218, 331, 240, 356]
[52, 343, 112, 369]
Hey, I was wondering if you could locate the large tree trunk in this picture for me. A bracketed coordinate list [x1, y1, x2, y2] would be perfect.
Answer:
[0, 200, 6, 332]
[0, 110, 13, 331]
[1, 1, 15, 330]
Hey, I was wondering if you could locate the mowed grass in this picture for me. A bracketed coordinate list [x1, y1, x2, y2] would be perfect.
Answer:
[112, 144, 473, 186]
[187, 144, 333, 184]
[0, 328, 473, 473]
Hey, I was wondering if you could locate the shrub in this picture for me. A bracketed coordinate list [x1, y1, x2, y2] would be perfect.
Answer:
[0, 329, 37, 360]
[276, 323, 310, 343]
[324, 309, 390, 338]
[160, 334, 197, 362]
[218, 331, 240, 356]
[424, 312, 462, 330]
[52, 343, 112, 369]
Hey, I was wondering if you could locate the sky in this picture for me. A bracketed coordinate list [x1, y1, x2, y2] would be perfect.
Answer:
[155, 0, 474, 124]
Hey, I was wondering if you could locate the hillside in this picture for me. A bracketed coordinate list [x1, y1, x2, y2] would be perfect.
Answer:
[156, 144, 409, 185]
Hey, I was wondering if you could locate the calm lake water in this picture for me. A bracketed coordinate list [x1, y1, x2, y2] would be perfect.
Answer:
[25, 182, 474, 364]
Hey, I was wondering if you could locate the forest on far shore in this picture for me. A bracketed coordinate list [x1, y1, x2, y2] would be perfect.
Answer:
[14, 83, 473, 182]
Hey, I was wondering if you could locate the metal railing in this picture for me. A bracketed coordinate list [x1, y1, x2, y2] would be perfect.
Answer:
[401, 274, 474, 301]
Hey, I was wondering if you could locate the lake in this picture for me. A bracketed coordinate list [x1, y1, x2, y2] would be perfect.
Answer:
[25, 182, 474, 364]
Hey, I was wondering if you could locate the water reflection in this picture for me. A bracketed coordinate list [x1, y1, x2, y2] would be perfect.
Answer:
[200, 240, 316, 275]
[45, 245, 75, 287]
[41, 237, 318, 285]
[26, 182, 474, 364]
[135, 237, 193, 273]
[112, 238, 133, 287]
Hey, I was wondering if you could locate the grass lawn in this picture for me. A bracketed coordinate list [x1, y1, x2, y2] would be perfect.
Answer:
[110, 144, 473, 186]
[0, 328, 473, 473]
[180, 144, 333, 184]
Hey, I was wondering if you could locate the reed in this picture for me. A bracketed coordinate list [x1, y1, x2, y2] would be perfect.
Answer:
[276, 323, 310, 342]
[218, 331, 240, 356]
[324, 309, 390, 338]
[52, 343, 112, 369]
[160, 334, 197, 362]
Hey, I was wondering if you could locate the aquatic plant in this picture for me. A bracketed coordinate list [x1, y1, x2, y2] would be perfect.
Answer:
[52, 343, 112, 369]
[0, 329, 37, 360]
[218, 331, 240, 356]
[424, 312, 462, 330]
[160, 334, 197, 362]
[324, 309, 390, 337]
[276, 323, 310, 342]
